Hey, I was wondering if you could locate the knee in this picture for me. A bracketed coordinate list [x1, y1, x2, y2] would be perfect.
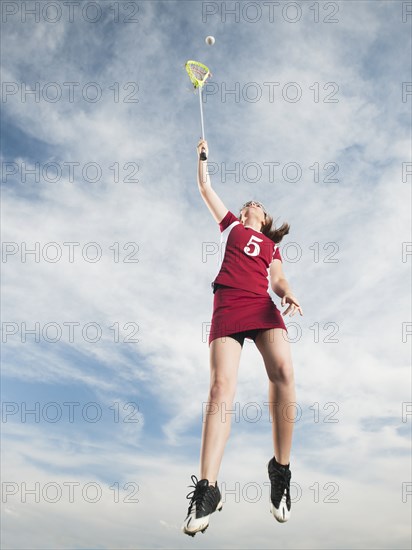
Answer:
[267, 362, 294, 385]
[209, 378, 235, 401]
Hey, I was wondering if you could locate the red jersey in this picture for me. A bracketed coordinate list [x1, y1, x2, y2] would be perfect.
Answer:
[212, 210, 282, 296]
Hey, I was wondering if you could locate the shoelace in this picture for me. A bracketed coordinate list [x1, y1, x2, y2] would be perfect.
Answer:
[185, 475, 217, 515]
[268, 467, 291, 505]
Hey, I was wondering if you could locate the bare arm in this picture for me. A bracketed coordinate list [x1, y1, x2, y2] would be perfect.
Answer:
[269, 259, 303, 316]
[197, 139, 228, 224]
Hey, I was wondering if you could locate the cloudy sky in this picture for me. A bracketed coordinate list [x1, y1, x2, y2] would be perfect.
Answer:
[1, 0, 411, 548]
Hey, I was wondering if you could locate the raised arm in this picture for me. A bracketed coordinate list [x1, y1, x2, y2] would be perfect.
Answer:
[197, 139, 228, 224]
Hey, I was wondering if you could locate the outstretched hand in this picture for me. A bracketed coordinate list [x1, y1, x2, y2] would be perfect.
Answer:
[197, 138, 208, 160]
[281, 294, 303, 317]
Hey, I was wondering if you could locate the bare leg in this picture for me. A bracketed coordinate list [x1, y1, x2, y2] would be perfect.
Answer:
[255, 328, 296, 465]
[199, 336, 242, 483]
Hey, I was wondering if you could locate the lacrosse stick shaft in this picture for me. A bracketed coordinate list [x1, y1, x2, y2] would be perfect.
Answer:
[199, 87, 207, 160]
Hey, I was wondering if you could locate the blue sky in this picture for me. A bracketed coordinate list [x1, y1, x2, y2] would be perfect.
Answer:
[1, 0, 411, 548]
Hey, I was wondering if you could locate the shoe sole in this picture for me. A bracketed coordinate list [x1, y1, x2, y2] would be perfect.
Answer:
[270, 501, 290, 523]
[182, 500, 223, 537]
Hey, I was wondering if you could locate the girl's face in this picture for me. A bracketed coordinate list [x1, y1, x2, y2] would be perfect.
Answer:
[240, 201, 267, 224]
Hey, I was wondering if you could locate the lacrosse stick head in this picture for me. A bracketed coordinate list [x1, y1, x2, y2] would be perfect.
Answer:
[185, 60, 211, 89]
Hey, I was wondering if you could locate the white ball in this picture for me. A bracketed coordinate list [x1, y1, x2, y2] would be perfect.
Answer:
[205, 35, 215, 46]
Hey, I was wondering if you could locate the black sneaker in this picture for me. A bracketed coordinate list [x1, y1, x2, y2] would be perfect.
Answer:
[267, 457, 292, 522]
[182, 475, 223, 536]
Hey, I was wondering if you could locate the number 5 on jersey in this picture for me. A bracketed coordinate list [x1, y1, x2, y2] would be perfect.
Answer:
[244, 235, 263, 257]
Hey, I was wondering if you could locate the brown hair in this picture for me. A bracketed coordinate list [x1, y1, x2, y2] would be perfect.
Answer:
[261, 213, 290, 244]
[238, 209, 290, 245]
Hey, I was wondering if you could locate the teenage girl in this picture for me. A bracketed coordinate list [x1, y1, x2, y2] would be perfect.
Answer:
[182, 139, 303, 537]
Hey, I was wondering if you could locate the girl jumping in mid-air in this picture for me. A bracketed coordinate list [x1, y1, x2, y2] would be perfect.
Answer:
[182, 139, 303, 537]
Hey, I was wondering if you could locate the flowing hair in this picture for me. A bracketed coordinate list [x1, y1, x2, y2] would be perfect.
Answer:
[238, 207, 290, 245]
[260, 213, 290, 244]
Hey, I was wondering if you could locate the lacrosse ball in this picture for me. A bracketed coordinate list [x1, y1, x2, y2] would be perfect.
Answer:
[205, 36, 215, 46]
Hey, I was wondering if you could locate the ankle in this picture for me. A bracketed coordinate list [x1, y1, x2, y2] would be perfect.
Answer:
[272, 456, 290, 469]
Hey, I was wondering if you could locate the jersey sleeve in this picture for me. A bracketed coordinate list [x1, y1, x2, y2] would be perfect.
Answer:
[218, 210, 239, 232]
[271, 245, 282, 263]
